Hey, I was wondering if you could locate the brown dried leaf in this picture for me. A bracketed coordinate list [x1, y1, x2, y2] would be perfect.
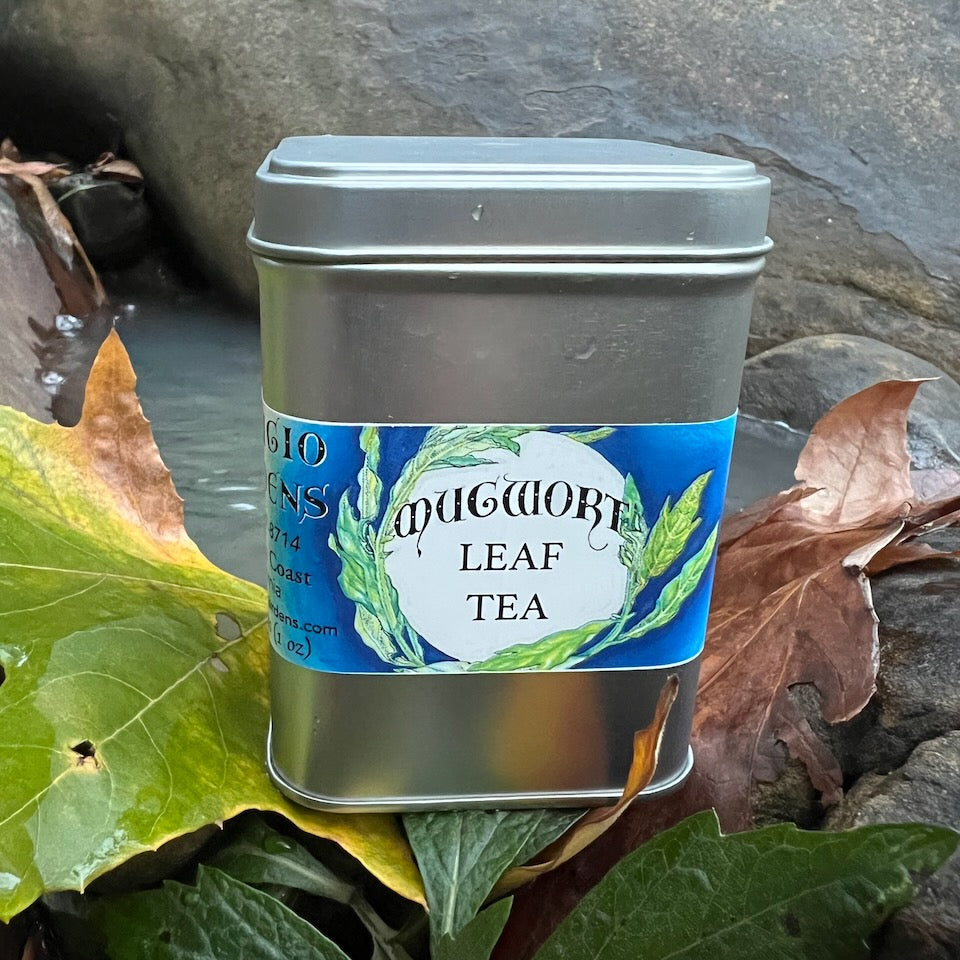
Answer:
[787, 379, 924, 528]
[0, 157, 70, 182]
[90, 152, 144, 183]
[2, 172, 106, 307]
[488, 676, 678, 900]
[0, 138, 20, 160]
[491, 379, 960, 960]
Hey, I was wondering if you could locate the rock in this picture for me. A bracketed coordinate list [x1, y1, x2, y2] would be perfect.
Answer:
[0, 180, 57, 420]
[50, 173, 151, 268]
[751, 528, 960, 829]
[741, 335, 960, 471]
[1, 0, 959, 369]
[0, 175, 114, 425]
[827, 732, 960, 960]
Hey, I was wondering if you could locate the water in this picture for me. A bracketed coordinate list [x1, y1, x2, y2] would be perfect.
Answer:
[120, 298, 807, 587]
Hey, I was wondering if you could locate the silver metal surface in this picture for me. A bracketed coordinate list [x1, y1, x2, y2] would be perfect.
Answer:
[257, 259, 763, 423]
[249, 136, 771, 262]
[251, 135, 770, 809]
[268, 654, 700, 812]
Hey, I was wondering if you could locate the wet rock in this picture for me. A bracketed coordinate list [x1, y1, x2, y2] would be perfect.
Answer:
[827, 732, 960, 960]
[0, 181, 58, 420]
[750, 528, 960, 830]
[1, 0, 959, 363]
[0, 175, 114, 425]
[50, 173, 151, 268]
[741, 335, 960, 470]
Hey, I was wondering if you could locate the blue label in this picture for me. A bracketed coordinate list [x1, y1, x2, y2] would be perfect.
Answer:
[264, 412, 736, 674]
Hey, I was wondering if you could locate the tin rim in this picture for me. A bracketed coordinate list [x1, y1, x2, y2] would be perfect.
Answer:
[265, 725, 694, 813]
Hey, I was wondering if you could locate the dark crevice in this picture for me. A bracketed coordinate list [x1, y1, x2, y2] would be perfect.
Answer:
[0, 663, 5, 688]
[71, 740, 96, 760]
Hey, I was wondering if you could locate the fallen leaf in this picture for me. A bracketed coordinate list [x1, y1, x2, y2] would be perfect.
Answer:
[530, 811, 958, 960]
[89, 153, 143, 183]
[0, 331, 423, 921]
[91, 866, 351, 960]
[404, 808, 580, 944]
[1, 138, 20, 160]
[492, 379, 960, 960]
[0, 158, 70, 182]
[488, 676, 677, 898]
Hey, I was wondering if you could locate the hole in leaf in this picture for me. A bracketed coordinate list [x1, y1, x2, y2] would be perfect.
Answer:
[215, 612, 242, 641]
[71, 740, 96, 759]
[783, 912, 802, 937]
[0, 664, 5, 688]
[159, 930, 172, 944]
[209, 655, 229, 674]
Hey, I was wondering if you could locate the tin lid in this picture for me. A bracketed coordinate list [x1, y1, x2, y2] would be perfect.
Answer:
[248, 136, 771, 262]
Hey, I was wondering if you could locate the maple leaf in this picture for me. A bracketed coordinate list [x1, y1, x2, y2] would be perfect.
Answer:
[0, 331, 424, 920]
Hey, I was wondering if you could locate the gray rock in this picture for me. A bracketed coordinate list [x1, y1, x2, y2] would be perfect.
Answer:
[741, 334, 960, 470]
[0, 181, 58, 421]
[751, 529, 960, 829]
[1, 0, 959, 371]
[828, 732, 960, 960]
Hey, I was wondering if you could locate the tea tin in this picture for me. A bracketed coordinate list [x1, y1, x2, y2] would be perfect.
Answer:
[248, 136, 770, 810]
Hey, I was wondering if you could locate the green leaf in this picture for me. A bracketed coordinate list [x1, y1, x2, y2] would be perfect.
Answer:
[641, 470, 711, 579]
[429, 454, 497, 469]
[469, 619, 612, 672]
[92, 865, 350, 960]
[561, 427, 615, 445]
[620, 524, 718, 643]
[208, 819, 417, 960]
[404, 809, 581, 942]
[0, 332, 424, 920]
[434, 898, 513, 960]
[206, 818, 354, 904]
[532, 810, 959, 960]
[358, 426, 383, 522]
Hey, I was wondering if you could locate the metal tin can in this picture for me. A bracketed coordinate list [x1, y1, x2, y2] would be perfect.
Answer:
[248, 136, 771, 811]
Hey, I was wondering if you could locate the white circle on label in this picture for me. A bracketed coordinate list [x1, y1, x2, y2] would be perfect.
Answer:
[384, 430, 628, 662]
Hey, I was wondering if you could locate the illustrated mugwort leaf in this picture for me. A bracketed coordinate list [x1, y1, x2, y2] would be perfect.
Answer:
[0, 331, 424, 921]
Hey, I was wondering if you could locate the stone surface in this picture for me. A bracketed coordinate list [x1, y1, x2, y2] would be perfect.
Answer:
[0, 176, 115, 425]
[740, 334, 960, 470]
[828, 732, 960, 960]
[752, 528, 960, 828]
[1, 0, 959, 367]
[0, 181, 59, 420]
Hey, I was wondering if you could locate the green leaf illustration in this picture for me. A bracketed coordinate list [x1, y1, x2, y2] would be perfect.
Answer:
[561, 427, 616, 445]
[357, 425, 382, 522]
[0, 332, 424, 921]
[532, 810, 959, 960]
[470, 619, 612, 672]
[404, 809, 581, 943]
[92, 866, 350, 960]
[641, 470, 712, 579]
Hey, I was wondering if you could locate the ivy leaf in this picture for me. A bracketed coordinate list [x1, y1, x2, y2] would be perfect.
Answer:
[434, 899, 513, 960]
[92, 865, 350, 960]
[403, 809, 581, 942]
[0, 331, 424, 921]
[532, 811, 959, 960]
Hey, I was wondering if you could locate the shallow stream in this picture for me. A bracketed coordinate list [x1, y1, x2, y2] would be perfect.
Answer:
[119, 296, 808, 587]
